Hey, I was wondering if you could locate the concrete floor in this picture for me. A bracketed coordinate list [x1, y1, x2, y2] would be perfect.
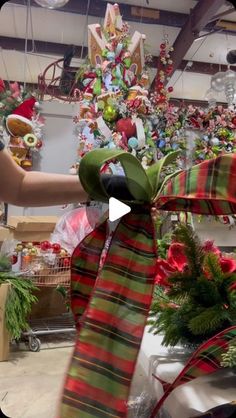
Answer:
[0, 338, 74, 418]
[0, 335, 146, 418]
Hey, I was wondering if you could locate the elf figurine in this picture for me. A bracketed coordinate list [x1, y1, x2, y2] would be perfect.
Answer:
[5, 97, 42, 170]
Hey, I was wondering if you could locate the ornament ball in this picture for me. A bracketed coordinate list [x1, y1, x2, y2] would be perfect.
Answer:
[103, 105, 118, 122]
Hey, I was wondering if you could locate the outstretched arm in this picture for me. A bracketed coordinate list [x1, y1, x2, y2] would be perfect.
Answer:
[0, 148, 88, 206]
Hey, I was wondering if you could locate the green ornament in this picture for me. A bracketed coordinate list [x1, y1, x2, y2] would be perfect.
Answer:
[218, 128, 230, 139]
[175, 122, 181, 129]
[165, 128, 173, 137]
[103, 105, 118, 122]
[123, 58, 131, 68]
[93, 78, 102, 96]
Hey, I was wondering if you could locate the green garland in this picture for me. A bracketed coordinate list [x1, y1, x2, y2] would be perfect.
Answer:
[149, 224, 236, 347]
[0, 256, 38, 340]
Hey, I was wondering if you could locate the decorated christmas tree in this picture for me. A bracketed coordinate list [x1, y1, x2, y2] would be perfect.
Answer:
[71, 2, 185, 175]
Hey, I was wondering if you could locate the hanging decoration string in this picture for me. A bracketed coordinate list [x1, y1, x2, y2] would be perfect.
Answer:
[80, 0, 91, 60]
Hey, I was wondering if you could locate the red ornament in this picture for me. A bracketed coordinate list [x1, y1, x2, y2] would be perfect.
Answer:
[160, 50, 166, 57]
[160, 43, 166, 50]
[11, 254, 18, 265]
[116, 118, 136, 139]
[168, 86, 174, 93]
[63, 257, 71, 268]
[40, 241, 52, 252]
[36, 139, 43, 149]
[166, 65, 174, 75]
[232, 116, 236, 126]
[52, 243, 61, 254]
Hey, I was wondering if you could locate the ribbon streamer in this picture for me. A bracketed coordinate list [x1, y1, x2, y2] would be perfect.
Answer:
[59, 150, 236, 418]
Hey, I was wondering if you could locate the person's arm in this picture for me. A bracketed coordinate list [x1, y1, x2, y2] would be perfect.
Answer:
[0, 147, 88, 206]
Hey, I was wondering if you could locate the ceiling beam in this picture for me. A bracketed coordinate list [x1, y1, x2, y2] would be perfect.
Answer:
[1, 35, 236, 77]
[0, 36, 88, 59]
[6, 0, 191, 28]
[166, 0, 224, 80]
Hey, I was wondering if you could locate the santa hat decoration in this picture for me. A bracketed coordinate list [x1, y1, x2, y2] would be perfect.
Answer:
[10, 97, 37, 124]
[6, 97, 38, 136]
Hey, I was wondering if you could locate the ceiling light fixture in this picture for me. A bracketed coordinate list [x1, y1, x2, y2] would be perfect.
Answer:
[34, 0, 70, 9]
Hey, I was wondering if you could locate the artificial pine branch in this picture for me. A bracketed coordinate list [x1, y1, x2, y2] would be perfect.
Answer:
[149, 224, 236, 347]
[0, 272, 38, 340]
[173, 224, 204, 277]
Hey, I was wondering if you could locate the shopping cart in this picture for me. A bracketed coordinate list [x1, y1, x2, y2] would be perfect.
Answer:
[19, 252, 76, 352]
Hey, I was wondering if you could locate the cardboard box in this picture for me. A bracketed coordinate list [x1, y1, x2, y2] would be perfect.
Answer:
[3, 216, 59, 242]
[0, 283, 10, 361]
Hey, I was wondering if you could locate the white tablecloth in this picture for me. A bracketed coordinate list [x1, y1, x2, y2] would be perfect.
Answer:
[130, 329, 236, 418]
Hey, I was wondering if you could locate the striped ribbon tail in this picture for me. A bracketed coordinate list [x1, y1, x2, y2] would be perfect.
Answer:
[60, 212, 157, 418]
[156, 154, 236, 215]
[150, 326, 236, 417]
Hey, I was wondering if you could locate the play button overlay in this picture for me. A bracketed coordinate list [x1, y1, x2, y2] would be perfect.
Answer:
[109, 197, 131, 222]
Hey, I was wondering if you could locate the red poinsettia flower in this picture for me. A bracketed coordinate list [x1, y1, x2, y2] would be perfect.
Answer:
[155, 242, 187, 286]
[219, 257, 236, 274]
[0, 78, 5, 93]
[167, 242, 187, 270]
[202, 240, 221, 256]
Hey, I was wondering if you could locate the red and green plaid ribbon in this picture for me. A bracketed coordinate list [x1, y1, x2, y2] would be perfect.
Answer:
[59, 151, 236, 418]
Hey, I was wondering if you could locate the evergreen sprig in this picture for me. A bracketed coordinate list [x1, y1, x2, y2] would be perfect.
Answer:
[149, 224, 236, 347]
[0, 271, 38, 340]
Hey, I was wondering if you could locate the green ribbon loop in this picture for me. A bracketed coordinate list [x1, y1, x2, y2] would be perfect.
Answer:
[79, 149, 180, 203]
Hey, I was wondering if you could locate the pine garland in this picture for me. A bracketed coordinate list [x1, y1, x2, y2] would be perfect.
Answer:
[0, 255, 38, 340]
[149, 224, 236, 347]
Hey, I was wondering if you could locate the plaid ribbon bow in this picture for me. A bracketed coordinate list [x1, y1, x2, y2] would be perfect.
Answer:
[59, 150, 236, 418]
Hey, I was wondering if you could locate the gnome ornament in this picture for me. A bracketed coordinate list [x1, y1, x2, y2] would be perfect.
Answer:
[6, 97, 40, 169]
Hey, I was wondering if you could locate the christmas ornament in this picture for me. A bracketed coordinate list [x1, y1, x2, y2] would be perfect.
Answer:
[40, 241, 52, 251]
[128, 136, 138, 149]
[52, 243, 61, 254]
[116, 118, 136, 138]
[103, 105, 118, 122]
[23, 133, 38, 148]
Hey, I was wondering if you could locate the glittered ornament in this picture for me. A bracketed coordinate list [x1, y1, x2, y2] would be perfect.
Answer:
[116, 118, 137, 139]
[218, 128, 230, 139]
[36, 139, 43, 149]
[103, 105, 118, 122]
[168, 86, 174, 93]
[128, 137, 138, 149]
[210, 137, 220, 146]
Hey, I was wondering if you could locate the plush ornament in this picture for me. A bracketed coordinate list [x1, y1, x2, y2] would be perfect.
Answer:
[6, 97, 37, 137]
[116, 117, 137, 139]
[6, 116, 33, 137]
[23, 133, 38, 148]
[9, 137, 22, 146]
[103, 105, 118, 122]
